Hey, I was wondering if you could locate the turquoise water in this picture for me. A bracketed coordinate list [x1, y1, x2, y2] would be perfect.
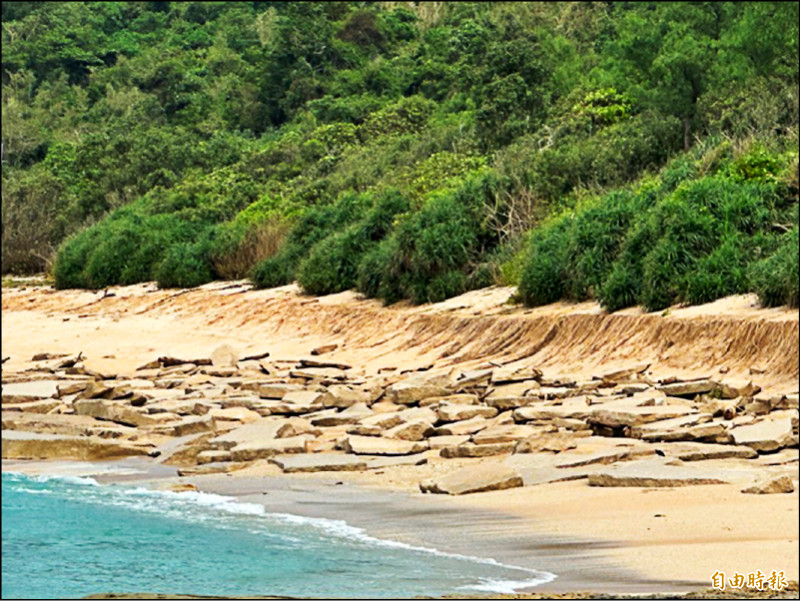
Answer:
[1, 472, 555, 599]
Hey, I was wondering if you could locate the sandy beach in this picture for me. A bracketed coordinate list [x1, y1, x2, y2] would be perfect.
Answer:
[2, 281, 798, 597]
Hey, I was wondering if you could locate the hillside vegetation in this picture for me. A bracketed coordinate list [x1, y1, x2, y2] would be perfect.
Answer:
[2, 2, 798, 309]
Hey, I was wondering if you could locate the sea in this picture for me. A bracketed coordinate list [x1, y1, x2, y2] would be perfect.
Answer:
[1, 472, 556, 599]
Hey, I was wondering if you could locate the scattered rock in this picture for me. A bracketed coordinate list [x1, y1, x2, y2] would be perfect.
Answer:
[73, 399, 157, 428]
[420, 464, 523, 495]
[270, 454, 367, 473]
[2, 431, 153, 460]
[440, 442, 515, 458]
[310, 344, 338, 356]
[342, 435, 427, 456]
[741, 475, 794, 494]
[437, 403, 498, 422]
[730, 414, 796, 453]
[588, 459, 729, 487]
[382, 420, 434, 441]
[657, 380, 718, 398]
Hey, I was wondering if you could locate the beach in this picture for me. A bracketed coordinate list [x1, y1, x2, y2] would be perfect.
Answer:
[2, 281, 798, 597]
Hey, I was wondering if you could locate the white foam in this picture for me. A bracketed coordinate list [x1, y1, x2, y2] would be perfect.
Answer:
[33, 474, 100, 487]
[268, 512, 557, 591]
[5, 472, 558, 593]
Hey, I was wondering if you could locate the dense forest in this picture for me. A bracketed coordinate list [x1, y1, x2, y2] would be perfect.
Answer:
[2, 1, 798, 310]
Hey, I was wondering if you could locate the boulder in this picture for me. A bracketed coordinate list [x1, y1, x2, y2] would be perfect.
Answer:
[310, 344, 338, 356]
[209, 419, 289, 450]
[420, 464, 523, 495]
[491, 366, 543, 385]
[324, 385, 378, 408]
[160, 415, 216, 437]
[1, 399, 62, 414]
[656, 442, 758, 462]
[347, 424, 383, 437]
[211, 344, 239, 367]
[419, 393, 479, 408]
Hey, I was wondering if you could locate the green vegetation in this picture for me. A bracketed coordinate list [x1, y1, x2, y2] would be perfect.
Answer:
[2, 2, 798, 311]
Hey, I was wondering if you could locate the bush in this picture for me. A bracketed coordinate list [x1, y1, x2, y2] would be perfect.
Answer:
[297, 225, 370, 295]
[517, 217, 572, 306]
[682, 232, 751, 305]
[209, 219, 289, 280]
[748, 227, 799, 308]
[566, 189, 644, 300]
[599, 218, 655, 312]
[249, 193, 369, 289]
[53, 226, 104, 289]
[639, 195, 720, 311]
[156, 242, 214, 289]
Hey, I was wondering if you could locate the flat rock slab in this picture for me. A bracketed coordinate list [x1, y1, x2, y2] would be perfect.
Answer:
[209, 419, 288, 450]
[177, 462, 249, 476]
[657, 380, 718, 397]
[363, 454, 428, 469]
[437, 403, 498, 422]
[384, 380, 450, 405]
[741, 475, 795, 494]
[74, 399, 157, 428]
[269, 454, 367, 473]
[342, 435, 427, 456]
[420, 463, 523, 495]
[588, 458, 730, 487]
[2, 430, 153, 461]
[2, 380, 62, 399]
[730, 414, 796, 453]
[230, 435, 311, 461]
[440, 442, 515, 458]
[655, 442, 758, 462]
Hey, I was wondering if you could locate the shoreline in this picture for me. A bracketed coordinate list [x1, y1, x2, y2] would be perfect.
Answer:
[2, 457, 708, 597]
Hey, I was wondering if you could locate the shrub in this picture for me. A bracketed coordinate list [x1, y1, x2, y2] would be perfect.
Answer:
[599, 218, 655, 312]
[53, 226, 104, 289]
[748, 227, 799, 308]
[682, 232, 751, 305]
[249, 193, 369, 288]
[297, 225, 370, 295]
[517, 216, 572, 306]
[639, 195, 720, 311]
[156, 242, 214, 289]
[356, 236, 402, 302]
[210, 219, 289, 280]
[566, 189, 644, 300]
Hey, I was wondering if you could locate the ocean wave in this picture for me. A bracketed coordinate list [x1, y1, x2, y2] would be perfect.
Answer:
[5, 472, 557, 593]
[268, 511, 557, 591]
